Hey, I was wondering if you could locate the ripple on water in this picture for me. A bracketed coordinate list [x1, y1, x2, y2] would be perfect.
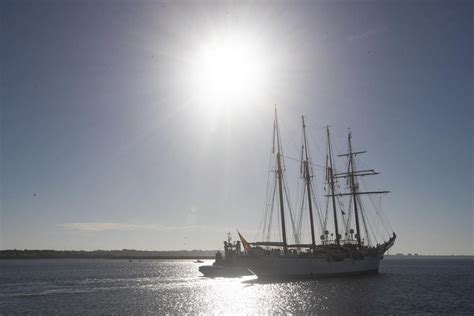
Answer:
[0, 258, 473, 314]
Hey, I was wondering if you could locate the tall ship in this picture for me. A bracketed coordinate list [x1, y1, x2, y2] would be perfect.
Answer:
[238, 109, 396, 278]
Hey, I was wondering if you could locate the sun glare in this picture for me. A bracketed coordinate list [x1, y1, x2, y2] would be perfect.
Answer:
[190, 33, 268, 113]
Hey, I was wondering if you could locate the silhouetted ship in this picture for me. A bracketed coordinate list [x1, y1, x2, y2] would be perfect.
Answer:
[237, 109, 396, 278]
[199, 234, 252, 277]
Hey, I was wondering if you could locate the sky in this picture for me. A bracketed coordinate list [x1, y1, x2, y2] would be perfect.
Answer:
[1, 0, 472, 255]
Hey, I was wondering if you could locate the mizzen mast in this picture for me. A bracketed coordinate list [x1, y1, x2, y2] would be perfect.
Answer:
[326, 126, 341, 246]
[301, 116, 316, 247]
[274, 108, 288, 252]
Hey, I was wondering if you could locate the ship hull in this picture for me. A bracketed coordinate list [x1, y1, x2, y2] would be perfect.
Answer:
[199, 265, 252, 277]
[247, 254, 382, 279]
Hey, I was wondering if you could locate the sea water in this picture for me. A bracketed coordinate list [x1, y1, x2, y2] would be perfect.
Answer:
[1, 257, 472, 314]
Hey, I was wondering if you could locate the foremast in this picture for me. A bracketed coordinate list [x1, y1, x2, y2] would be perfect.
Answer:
[331, 129, 390, 249]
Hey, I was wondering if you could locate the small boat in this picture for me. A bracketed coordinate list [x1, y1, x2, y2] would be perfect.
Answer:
[199, 234, 253, 277]
[194, 259, 204, 263]
[199, 264, 251, 278]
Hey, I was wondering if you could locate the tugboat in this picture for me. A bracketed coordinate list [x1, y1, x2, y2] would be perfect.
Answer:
[199, 233, 252, 277]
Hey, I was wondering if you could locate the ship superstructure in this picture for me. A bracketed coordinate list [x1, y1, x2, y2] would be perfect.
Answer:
[199, 233, 252, 277]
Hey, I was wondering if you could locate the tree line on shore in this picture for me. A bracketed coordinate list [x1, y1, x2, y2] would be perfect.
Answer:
[0, 249, 217, 259]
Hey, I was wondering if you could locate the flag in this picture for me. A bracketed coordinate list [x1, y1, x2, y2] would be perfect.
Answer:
[237, 230, 252, 253]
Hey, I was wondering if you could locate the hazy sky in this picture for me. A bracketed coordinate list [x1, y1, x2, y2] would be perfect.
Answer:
[1, 0, 472, 255]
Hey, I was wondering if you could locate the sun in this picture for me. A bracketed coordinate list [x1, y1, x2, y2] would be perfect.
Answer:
[190, 32, 268, 114]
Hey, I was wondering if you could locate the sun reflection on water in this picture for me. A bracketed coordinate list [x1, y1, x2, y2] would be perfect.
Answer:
[1, 259, 472, 314]
[150, 260, 337, 314]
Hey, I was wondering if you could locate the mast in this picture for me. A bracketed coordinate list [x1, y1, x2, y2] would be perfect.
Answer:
[326, 127, 340, 246]
[301, 116, 316, 247]
[274, 108, 287, 252]
[329, 130, 388, 247]
[348, 131, 362, 248]
[323, 129, 390, 249]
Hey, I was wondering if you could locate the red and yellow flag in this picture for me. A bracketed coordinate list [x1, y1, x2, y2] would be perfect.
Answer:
[237, 230, 252, 253]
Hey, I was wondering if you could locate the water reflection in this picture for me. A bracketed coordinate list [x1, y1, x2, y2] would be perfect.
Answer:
[1, 259, 472, 314]
[152, 261, 385, 313]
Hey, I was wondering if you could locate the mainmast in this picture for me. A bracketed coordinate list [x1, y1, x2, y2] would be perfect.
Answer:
[274, 108, 288, 252]
[301, 116, 316, 247]
[348, 131, 362, 248]
[326, 127, 340, 246]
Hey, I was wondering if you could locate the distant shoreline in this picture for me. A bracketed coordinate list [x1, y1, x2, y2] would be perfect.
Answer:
[0, 249, 217, 260]
[384, 255, 473, 259]
[0, 256, 216, 260]
[0, 250, 472, 260]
